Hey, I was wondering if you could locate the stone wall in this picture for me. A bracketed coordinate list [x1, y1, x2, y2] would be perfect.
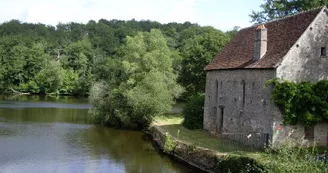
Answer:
[150, 126, 219, 173]
[150, 126, 265, 173]
[273, 8, 328, 147]
[277, 8, 328, 81]
[204, 69, 276, 136]
[272, 123, 328, 147]
[314, 123, 328, 146]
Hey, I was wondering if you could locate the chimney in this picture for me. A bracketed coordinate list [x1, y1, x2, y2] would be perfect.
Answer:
[254, 24, 267, 60]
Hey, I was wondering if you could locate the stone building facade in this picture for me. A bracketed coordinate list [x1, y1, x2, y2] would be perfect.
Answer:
[204, 7, 328, 147]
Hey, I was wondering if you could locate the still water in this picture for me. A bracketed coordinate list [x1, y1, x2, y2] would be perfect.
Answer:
[0, 96, 197, 173]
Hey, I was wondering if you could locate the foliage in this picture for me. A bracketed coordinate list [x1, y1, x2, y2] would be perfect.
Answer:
[216, 155, 263, 173]
[250, 0, 328, 23]
[260, 143, 328, 173]
[0, 19, 232, 96]
[182, 93, 205, 129]
[266, 79, 328, 126]
[216, 144, 328, 173]
[18, 80, 39, 93]
[186, 142, 197, 153]
[163, 133, 177, 153]
[88, 81, 120, 125]
[89, 29, 183, 129]
[60, 69, 79, 95]
[178, 27, 230, 98]
[35, 59, 63, 94]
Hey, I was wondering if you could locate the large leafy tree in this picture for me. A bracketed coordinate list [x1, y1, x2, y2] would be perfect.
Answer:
[35, 58, 63, 94]
[178, 27, 229, 98]
[86, 20, 119, 55]
[250, 0, 328, 23]
[89, 29, 183, 129]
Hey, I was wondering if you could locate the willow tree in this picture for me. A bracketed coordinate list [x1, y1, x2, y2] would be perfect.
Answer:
[89, 29, 183, 129]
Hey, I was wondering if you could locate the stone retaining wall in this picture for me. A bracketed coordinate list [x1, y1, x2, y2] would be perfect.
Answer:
[150, 126, 221, 173]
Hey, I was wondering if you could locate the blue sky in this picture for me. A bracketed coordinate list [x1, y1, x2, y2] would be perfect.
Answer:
[0, 0, 263, 31]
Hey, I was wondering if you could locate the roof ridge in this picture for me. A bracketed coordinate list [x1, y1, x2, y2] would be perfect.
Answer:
[206, 6, 323, 70]
[240, 6, 325, 31]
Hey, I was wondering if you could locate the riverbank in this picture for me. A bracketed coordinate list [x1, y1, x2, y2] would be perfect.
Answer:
[150, 115, 264, 173]
[150, 114, 328, 173]
[150, 125, 219, 173]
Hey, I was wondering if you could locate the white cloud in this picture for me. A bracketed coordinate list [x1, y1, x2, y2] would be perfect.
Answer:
[0, 0, 263, 31]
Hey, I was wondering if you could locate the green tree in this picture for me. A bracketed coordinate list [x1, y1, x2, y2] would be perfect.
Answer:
[183, 93, 205, 129]
[89, 29, 183, 129]
[86, 21, 120, 55]
[60, 68, 79, 95]
[2, 44, 27, 87]
[91, 49, 121, 86]
[179, 27, 229, 98]
[62, 38, 92, 71]
[35, 58, 63, 94]
[0, 59, 5, 91]
[0, 17, 233, 97]
[24, 42, 49, 82]
[250, 0, 328, 23]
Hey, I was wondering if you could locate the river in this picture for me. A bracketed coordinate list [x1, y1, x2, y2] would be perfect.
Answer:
[0, 95, 197, 173]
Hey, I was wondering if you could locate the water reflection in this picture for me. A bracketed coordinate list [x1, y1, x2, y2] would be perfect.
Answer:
[0, 96, 196, 173]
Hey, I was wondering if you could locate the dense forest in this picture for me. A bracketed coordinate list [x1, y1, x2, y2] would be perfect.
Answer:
[0, 19, 236, 97]
[0, 19, 237, 128]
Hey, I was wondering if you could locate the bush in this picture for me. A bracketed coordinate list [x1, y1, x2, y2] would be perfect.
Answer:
[182, 93, 205, 129]
[261, 143, 328, 173]
[216, 155, 263, 173]
[163, 133, 177, 153]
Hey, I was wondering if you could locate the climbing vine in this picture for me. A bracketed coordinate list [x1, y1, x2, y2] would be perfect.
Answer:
[266, 79, 328, 127]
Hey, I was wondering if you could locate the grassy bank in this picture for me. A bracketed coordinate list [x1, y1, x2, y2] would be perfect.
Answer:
[153, 114, 257, 153]
[152, 114, 328, 173]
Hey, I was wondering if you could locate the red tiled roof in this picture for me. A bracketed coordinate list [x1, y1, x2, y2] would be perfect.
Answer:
[205, 7, 323, 70]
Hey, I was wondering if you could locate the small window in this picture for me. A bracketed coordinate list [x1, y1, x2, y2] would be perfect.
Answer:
[321, 47, 326, 56]
[215, 80, 219, 104]
[304, 126, 314, 140]
[241, 80, 246, 108]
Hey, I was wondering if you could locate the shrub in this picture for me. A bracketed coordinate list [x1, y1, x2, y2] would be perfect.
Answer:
[163, 133, 177, 153]
[182, 93, 205, 129]
[216, 155, 263, 173]
[261, 143, 328, 173]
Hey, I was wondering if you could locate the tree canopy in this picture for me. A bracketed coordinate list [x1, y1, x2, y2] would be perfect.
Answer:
[250, 0, 328, 23]
[179, 27, 230, 97]
[89, 29, 183, 129]
[0, 19, 234, 98]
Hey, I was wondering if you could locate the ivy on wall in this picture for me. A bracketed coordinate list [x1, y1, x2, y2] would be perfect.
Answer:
[266, 79, 328, 127]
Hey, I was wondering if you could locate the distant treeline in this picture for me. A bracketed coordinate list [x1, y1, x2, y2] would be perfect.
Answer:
[0, 19, 237, 97]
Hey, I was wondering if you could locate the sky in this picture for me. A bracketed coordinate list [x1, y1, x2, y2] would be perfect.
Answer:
[0, 0, 263, 31]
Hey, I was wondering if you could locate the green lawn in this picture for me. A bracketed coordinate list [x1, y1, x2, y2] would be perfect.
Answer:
[153, 114, 259, 153]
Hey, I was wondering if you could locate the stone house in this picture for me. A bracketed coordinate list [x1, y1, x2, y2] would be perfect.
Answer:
[203, 7, 328, 147]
